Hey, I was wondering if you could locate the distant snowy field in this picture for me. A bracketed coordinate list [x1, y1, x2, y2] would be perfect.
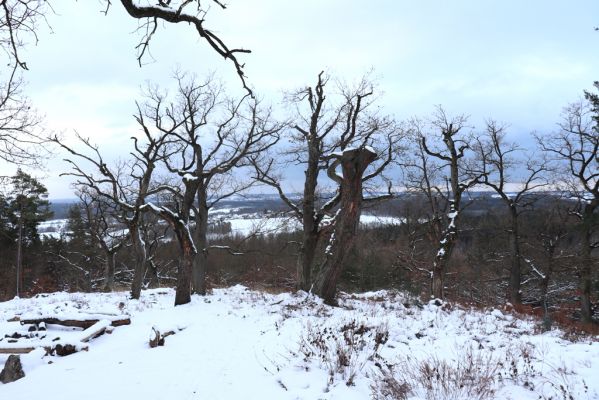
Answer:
[38, 214, 403, 240]
[1, 287, 597, 399]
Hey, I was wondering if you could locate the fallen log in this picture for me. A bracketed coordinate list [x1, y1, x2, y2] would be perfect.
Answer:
[0, 343, 88, 356]
[0, 347, 36, 355]
[79, 320, 111, 343]
[20, 314, 130, 329]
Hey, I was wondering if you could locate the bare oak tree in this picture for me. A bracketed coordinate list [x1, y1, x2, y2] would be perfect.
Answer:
[415, 107, 486, 299]
[136, 73, 280, 304]
[0, 0, 49, 167]
[76, 188, 127, 292]
[54, 120, 174, 299]
[475, 121, 549, 304]
[539, 93, 599, 323]
[253, 72, 399, 299]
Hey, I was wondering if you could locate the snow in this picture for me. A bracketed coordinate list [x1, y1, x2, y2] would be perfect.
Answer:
[1, 287, 597, 399]
[182, 173, 198, 182]
[227, 214, 403, 237]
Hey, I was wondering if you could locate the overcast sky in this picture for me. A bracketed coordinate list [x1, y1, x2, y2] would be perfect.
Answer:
[5, 0, 599, 199]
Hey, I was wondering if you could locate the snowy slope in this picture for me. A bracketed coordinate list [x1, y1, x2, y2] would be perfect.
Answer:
[0, 287, 597, 400]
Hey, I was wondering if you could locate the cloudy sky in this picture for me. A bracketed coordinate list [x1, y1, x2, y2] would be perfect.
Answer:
[6, 0, 599, 199]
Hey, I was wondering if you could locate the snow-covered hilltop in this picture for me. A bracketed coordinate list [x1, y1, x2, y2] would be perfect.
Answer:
[1, 287, 597, 399]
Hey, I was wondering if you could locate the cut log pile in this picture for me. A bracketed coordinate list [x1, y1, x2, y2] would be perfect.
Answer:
[0, 312, 130, 357]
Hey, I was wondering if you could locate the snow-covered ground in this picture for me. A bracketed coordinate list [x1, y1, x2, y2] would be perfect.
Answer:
[1, 287, 597, 399]
[38, 218, 69, 240]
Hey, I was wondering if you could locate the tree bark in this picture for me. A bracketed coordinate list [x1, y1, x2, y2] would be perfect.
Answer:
[298, 144, 320, 291]
[175, 238, 195, 306]
[298, 231, 319, 292]
[507, 204, 522, 305]
[103, 252, 116, 292]
[147, 260, 160, 289]
[580, 202, 595, 323]
[192, 198, 209, 295]
[313, 148, 376, 304]
[130, 224, 146, 300]
[431, 202, 458, 299]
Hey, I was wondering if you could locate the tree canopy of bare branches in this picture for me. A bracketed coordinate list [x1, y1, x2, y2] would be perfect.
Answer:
[0, 0, 49, 167]
[409, 106, 487, 299]
[475, 121, 549, 304]
[137, 73, 281, 303]
[104, 0, 252, 95]
[539, 90, 599, 323]
[253, 72, 402, 301]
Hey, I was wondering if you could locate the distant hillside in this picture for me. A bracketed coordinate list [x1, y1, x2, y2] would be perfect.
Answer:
[48, 199, 77, 219]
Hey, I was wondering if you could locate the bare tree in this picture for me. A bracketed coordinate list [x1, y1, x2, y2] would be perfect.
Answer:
[253, 72, 400, 299]
[53, 119, 174, 299]
[525, 197, 575, 329]
[137, 73, 280, 304]
[415, 107, 486, 299]
[0, 0, 50, 168]
[102, 0, 252, 95]
[475, 121, 549, 304]
[539, 93, 599, 323]
[76, 188, 127, 292]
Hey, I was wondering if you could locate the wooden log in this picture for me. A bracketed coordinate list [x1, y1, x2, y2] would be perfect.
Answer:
[79, 320, 111, 343]
[0, 343, 88, 356]
[20, 315, 130, 329]
[0, 347, 36, 355]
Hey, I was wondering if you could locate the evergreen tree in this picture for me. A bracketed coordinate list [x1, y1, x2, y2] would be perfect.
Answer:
[6, 169, 52, 296]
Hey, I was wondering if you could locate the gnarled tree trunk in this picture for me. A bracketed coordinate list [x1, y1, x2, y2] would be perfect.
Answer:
[313, 148, 376, 304]
[431, 202, 458, 300]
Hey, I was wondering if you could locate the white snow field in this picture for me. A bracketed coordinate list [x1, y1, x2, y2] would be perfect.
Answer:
[0, 286, 598, 400]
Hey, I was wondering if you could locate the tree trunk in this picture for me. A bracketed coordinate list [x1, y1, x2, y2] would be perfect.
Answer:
[298, 145, 320, 291]
[103, 252, 116, 292]
[431, 202, 459, 299]
[298, 229, 318, 292]
[192, 202, 209, 295]
[130, 224, 146, 300]
[540, 247, 555, 331]
[580, 203, 595, 323]
[175, 238, 195, 306]
[16, 207, 23, 297]
[147, 260, 160, 289]
[313, 148, 376, 304]
[507, 205, 522, 305]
